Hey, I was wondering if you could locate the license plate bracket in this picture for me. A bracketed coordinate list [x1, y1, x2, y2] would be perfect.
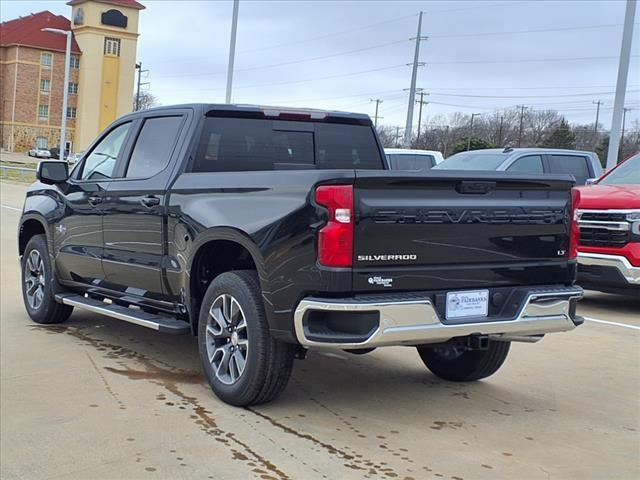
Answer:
[445, 289, 489, 320]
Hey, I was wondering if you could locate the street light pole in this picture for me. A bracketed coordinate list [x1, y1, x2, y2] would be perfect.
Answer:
[225, 0, 240, 104]
[42, 28, 71, 161]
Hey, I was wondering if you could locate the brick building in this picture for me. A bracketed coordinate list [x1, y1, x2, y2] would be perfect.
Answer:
[0, 0, 144, 154]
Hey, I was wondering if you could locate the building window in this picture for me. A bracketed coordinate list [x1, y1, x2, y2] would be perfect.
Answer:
[36, 137, 48, 149]
[68, 82, 79, 94]
[104, 37, 121, 56]
[41, 52, 53, 68]
[67, 107, 77, 119]
[70, 56, 80, 69]
[38, 105, 49, 119]
[40, 79, 51, 94]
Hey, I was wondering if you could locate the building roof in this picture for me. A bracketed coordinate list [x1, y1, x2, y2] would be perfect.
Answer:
[67, 0, 145, 10]
[0, 11, 82, 54]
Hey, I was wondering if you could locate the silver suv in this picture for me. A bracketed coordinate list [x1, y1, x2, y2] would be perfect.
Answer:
[435, 148, 603, 185]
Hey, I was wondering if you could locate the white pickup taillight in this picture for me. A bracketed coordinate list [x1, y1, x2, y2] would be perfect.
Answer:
[315, 185, 354, 268]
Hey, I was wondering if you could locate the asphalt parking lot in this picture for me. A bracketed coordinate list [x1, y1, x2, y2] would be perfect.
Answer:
[1, 180, 638, 480]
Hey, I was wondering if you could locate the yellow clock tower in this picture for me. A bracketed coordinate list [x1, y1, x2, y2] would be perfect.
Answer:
[67, 0, 144, 150]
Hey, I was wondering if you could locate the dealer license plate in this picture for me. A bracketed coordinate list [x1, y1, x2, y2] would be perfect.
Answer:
[446, 290, 489, 320]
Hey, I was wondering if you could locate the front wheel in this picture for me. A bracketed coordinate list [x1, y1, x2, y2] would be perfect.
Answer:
[21, 234, 73, 324]
[416, 340, 510, 382]
[197, 271, 295, 406]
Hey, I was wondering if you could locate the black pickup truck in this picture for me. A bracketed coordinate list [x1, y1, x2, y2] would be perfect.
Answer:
[19, 104, 583, 406]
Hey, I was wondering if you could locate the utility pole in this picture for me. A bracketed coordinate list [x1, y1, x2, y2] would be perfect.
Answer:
[415, 90, 429, 145]
[370, 98, 383, 128]
[592, 100, 602, 148]
[135, 62, 149, 111]
[517, 105, 528, 147]
[466, 113, 481, 151]
[403, 11, 427, 147]
[395, 126, 402, 147]
[497, 115, 504, 147]
[225, 0, 240, 103]
[607, 0, 636, 169]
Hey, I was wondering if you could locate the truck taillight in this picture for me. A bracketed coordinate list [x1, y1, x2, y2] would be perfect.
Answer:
[569, 188, 581, 260]
[315, 185, 354, 268]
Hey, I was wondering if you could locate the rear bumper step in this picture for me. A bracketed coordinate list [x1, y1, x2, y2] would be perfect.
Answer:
[294, 287, 583, 349]
[55, 293, 190, 334]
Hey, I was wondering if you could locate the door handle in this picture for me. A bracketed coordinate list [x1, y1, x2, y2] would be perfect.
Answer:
[88, 196, 102, 206]
[141, 195, 160, 208]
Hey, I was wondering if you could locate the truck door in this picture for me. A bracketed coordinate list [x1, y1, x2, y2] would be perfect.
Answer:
[54, 121, 133, 286]
[101, 114, 187, 303]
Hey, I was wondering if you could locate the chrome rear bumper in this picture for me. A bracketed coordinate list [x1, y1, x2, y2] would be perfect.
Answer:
[578, 252, 640, 285]
[294, 287, 583, 349]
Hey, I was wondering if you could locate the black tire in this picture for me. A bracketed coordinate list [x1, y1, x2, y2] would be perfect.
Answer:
[21, 234, 73, 324]
[417, 340, 510, 382]
[197, 270, 295, 406]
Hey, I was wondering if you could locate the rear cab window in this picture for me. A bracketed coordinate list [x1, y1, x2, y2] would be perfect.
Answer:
[125, 116, 184, 178]
[547, 154, 591, 185]
[190, 117, 384, 172]
[387, 154, 435, 172]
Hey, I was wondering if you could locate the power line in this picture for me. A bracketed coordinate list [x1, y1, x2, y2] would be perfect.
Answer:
[426, 55, 639, 65]
[428, 89, 639, 99]
[429, 23, 632, 39]
[155, 39, 408, 79]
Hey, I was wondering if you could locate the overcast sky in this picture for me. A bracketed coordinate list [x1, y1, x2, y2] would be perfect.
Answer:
[3, 0, 639, 130]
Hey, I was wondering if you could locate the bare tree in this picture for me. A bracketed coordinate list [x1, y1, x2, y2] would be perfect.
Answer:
[133, 91, 159, 111]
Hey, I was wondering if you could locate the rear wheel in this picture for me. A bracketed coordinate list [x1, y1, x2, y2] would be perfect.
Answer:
[197, 271, 295, 406]
[416, 340, 510, 382]
[21, 234, 73, 324]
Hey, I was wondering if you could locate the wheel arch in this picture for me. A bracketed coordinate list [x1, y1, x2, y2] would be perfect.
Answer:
[19, 216, 48, 257]
[186, 227, 269, 335]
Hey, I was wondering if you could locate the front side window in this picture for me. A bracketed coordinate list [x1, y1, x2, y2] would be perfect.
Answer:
[125, 116, 183, 178]
[548, 155, 591, 185]
[507, 155, 544, 173]
[104, 37, 121, 56]
[192, 117, 383, 172]
[80, 122, 131, 181]
[41, 53, 52, 68]
[40, 79, 50, 94]
[38, 105, 49, 119]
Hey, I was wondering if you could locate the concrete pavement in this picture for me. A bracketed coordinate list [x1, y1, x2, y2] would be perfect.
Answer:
[1, 180, 638, 480]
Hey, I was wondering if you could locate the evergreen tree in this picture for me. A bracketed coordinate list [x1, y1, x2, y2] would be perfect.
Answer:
[450, 137, 495, 154]
[542, 119, 576, 149]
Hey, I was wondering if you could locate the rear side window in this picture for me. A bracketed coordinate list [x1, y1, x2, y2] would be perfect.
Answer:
[387, 154, 435, 171]
[507, 155, 544, 173]
[191, 117, 383, 172]
[126, 116, 183, 178]
[548, 154, 591, 185]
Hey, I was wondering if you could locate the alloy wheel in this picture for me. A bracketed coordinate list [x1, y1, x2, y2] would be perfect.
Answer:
[205, 294, 249, 385]
[24, 249, 45, 310]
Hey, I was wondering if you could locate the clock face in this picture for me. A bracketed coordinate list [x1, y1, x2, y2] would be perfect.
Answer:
[73, 7, 84, 26]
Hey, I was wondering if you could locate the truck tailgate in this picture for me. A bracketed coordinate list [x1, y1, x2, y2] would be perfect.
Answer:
[353, 171, 575, 292]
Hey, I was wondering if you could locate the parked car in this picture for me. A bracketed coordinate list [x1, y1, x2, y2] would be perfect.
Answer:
[434, 148, 602, 185]
[385, 148, 444, 172]
[27, 147, 51, 159]
[48, 147, 69, 160]
[19, 104, 583, 406]
[66, 151, 84, 164]
[575, 153, 639, 295]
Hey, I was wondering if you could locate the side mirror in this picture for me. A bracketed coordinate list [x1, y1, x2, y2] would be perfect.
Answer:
[37, 161, 69, 185]
[585, 178, 598, 186]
